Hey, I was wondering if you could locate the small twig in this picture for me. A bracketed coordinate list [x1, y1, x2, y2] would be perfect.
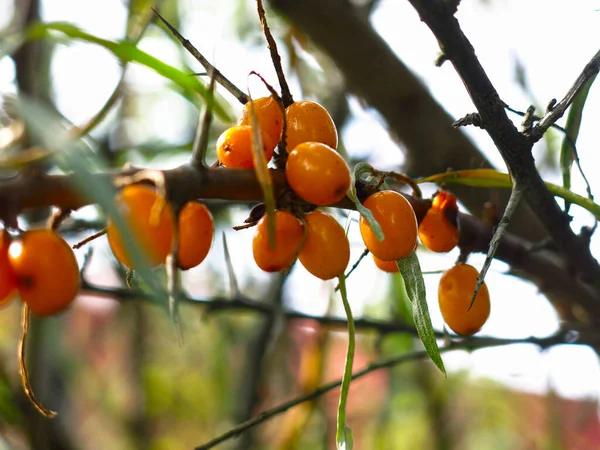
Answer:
[222, 233, 240, 297]
[72, 228, 107, 249]
[193, 332, 569, 450]
[520, 105, 536, 135]
[529, 48, 600, 143]
[506, 105, 594, 206]
[19, 304, 57, 418]
[151, 8, 248, 104]
[469, 183, 523, 310]
[190, 68, 217, 168]
[46, 207, 71, 230]
[255, 0, 294, 107]
[334, 248, 369, 291]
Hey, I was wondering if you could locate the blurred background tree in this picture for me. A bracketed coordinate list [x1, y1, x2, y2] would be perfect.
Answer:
[1, 0, 600, 449]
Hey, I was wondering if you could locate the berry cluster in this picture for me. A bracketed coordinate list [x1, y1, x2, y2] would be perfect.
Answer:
[0, 229, 79, 317]
[107, 184, 215, 271]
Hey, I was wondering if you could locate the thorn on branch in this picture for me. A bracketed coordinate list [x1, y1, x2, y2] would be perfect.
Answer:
[520, 105, 536, 135]
[546, 98, 557, 113]
[452, 113, 483, 129]
[435, 52, 448, 67]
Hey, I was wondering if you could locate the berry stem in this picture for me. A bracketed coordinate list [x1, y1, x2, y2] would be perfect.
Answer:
[255, 0, 294, 107]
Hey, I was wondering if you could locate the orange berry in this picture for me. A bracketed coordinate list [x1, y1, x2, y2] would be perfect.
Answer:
[216, 125, 276, 169]
[298, 211, 350, 280]
[0, 230, 16, 306]
[438, 264, 490, 336]
[9, 229, 79, 316]
[359, 190, 418, 261]
[107, 185, 175, 269]
[372, 254, 399, 273]
[285, 142, 351, 206]
[285, 100, 338, 151]
[419, 191, 459, 253]
[177, 201, 214, 270]
[238, 96, 283, 146]
[252, 210, 304, 272]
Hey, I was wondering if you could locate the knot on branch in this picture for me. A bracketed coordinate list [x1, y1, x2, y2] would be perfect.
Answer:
[452, 113, 483, 129]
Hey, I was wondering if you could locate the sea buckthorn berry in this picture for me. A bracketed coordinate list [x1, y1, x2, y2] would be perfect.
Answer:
[285, 100, 338, 151]
[107, 184, 175, 269]
[372, 254, 399, 273]
[0, 230, 16, 306]
[177, 201, 214, 270]
[438, 264, 490, 336]
[238, 96, 283, 146]
[285, 142, 351, 206]
[252, 210, 304, 273]
[9, 229, 79, 316]
[359, 190, 418, 261]
[418, 191, 459, 253]
[298, 211, 350, 280]
[216, 125, 276, 169]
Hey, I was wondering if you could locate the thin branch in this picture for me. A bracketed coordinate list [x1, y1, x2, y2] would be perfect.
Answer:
[529, 49, 600, 143]
[256, 0, 294, 107]
[151, 8, 248, 104]
[194, 331, 574, 450]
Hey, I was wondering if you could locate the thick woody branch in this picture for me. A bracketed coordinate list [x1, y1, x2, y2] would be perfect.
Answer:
[2, 163, 594, 320]
[406, 0, 600, 293]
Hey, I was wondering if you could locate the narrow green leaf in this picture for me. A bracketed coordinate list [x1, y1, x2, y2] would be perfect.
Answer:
[396, 252, 446, 375]
[348, 162, 384, 241]
[336, 274, 355, 450]
[418, 169, 600, 220]
[23, 22, 230, 121]
[248, 93, 276, 248]
[560, 74, 597, 213]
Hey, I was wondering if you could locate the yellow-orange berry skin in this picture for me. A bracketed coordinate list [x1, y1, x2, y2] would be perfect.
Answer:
[298, 212, 350, 280]
[419, 191, 459, 253]
[285, 100, 338, 151]
[238, 96, 283, 146]
[359, 190, 418, 261]
[372, 254, 399, 273]
[252, 211, 304, 273]
[285, 142, 351, 206]
[0, 230, 16, 305]
[177, 201, 214, 270]
[9, 229, 79, 316]
[438, 264, 490, 336]
[107, 185, 175, 269]
[216, 125, 276, 169]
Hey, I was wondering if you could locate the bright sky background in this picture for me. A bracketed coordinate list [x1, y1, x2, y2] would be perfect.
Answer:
[2, 0, 600, 401]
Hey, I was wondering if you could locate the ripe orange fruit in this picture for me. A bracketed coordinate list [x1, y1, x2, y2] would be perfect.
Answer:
[298, 211, 350, 280]
[285, 100, 338, 151]
[177, 201, 214, 270]
[9, 229, 79, 316]
[438, 264, 490, 336]
[359, 190, 418, 261]
[372, 254, 399, 273]
[238, 96, 283, 146]
[252, 210, 304, 272]
[107, 184, 175, 269]
[419, 190, 459, 253]
[285, 142, 351, 206]
[0, 230, 16, 306]
[216, 125, 277, 169]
